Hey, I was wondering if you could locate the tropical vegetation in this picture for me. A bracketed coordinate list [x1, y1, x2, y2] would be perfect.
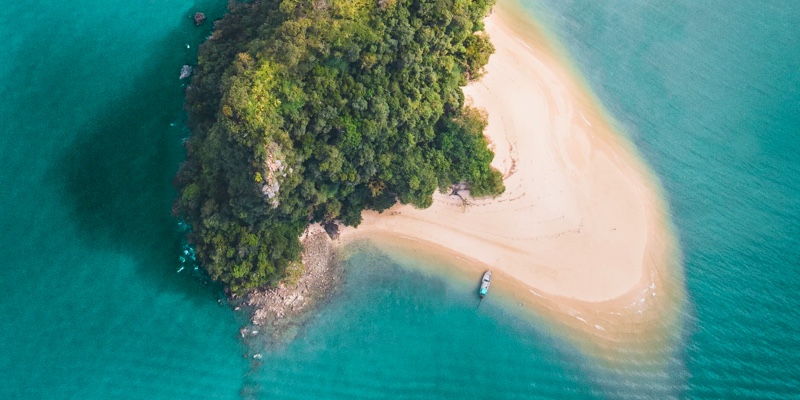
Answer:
[174, 0, 502, 292]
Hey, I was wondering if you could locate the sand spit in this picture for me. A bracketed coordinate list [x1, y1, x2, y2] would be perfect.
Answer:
[340, 3, 685, 355]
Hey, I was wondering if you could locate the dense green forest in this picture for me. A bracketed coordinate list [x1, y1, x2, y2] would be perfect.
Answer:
[174, 0, 503, 293]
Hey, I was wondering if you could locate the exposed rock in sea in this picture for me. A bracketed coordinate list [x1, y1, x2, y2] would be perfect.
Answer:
[179, 65, 192, 79]
[194, 12, 206, 26]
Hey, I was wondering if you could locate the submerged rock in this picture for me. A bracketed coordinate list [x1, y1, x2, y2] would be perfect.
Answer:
[194, 12, 206, 26]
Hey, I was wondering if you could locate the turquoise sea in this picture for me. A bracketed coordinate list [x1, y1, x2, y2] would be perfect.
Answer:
[1, 0, 798, 398]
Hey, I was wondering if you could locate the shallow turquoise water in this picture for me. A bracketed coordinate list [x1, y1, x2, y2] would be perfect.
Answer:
[1, 0, 798, 398]
[0, 1, 247, 398]
[241, 243, 603, 399]
[520, 0, 800, 397]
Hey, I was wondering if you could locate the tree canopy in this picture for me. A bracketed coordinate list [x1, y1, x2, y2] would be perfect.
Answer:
[174, 0, 503, 293]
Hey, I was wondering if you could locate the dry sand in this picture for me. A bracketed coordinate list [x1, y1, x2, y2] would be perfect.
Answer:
[340, 3, 683, 344]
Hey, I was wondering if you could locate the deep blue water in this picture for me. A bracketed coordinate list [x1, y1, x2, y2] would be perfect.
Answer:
[1, 0, 798, 398]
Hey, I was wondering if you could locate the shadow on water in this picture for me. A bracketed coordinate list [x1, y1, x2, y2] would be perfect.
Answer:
[54, 6, 226, 300]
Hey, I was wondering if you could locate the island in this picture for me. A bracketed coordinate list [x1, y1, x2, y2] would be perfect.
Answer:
[175, 0, 504, 294]
[176, 0, 683, 364]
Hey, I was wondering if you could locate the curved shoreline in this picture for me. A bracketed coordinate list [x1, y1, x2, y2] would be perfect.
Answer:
[340, 2, 685, 348]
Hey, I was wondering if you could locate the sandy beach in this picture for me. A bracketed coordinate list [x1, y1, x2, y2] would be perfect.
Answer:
[340, 3, 682, 333]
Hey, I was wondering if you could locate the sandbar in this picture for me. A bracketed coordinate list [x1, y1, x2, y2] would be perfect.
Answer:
[340, 3, 682, 331]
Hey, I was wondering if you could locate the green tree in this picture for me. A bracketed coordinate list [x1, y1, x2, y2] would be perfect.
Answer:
[174, 0, 503, 292]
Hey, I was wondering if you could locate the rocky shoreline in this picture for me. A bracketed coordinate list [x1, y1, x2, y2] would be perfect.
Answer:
[242, 225, 342, 337]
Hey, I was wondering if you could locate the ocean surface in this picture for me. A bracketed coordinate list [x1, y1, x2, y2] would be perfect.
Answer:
[520, 1, 800, 397]
[1, 0, 798, 398]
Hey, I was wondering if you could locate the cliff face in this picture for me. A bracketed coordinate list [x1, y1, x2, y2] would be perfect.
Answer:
[260, 143, 287, 208]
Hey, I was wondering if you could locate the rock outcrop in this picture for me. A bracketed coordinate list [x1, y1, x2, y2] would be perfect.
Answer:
[246, 226, 340, 328]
